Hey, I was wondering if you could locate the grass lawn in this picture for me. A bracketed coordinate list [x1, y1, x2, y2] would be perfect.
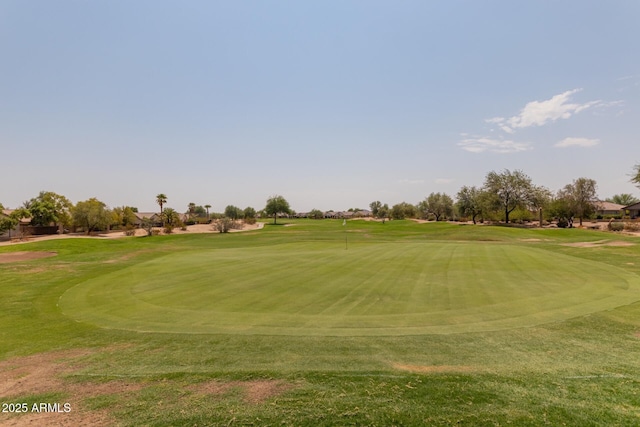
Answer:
[2, 220, 640, 426]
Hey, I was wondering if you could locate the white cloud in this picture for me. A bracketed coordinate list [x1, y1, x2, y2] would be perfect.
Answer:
[435, 178, 453, 184]
[554, 137, 600, 148]
[458, 137, 532, 154]
[398, 179, 424, 185]
[489, 89, 602, 132]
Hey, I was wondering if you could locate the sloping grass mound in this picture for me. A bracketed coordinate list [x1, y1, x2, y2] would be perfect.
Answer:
[59, 241, 640, 336]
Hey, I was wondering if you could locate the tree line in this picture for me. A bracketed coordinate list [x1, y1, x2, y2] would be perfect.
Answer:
[2, 165, 639, 236]
[366, 166, 640, 227]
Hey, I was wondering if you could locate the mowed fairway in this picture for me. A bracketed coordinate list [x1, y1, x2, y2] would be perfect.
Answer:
[3, 220, 640, 426]
[60, 239, 640, 335]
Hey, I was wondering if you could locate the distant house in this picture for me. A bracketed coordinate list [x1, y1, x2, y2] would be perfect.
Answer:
[624, 202, 640, 219]
[595, 201, 625, 217]
[134, 212, 163, 227]
[0, 209, 31, 240]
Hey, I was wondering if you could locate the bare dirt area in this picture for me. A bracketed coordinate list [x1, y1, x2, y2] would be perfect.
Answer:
[561, 240, 635, 248]
[0, 252, 57, 264]
[0, 222, 265, 247]
[0, 349, 143, 427]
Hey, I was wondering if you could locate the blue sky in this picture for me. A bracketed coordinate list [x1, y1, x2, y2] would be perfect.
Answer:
[1, 1, 639, 212]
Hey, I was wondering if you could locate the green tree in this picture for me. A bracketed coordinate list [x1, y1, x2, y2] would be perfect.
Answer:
[243, 207, 257, 220]
[204, 204, 212, 220]
[559, 178, 598, 227]
[369, 201, 382, 217]
[391, 202, 416, 220]
[483, 169, 534, 224]
[456, 186, 484, 224]
[224, 205, 242, 220]
[162, 208, 181, 226]
[422, 192, 454, 221]
[187, 202, 197, 219]
[73, 198, 111, 235]
[264, 195, 291, 224]
[606, 194, 639, 206]
[156, 194, 167, 225]
[0, 208, 29, 235]
[111, 206, 137, 229]
[632, 164, 640, 189]
[24, 191, 73, 228]
[377, 204, 390, 223]
[309, 209, 324, 219]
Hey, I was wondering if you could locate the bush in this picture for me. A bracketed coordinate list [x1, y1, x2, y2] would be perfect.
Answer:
[185, 219, 196, 226]
[151, 229, 161, 236]
[244, 217, 257, 225]
[624, 222, 640, 232]
[608, 221, 624, 232]
[214, 218, 242, 233]
[123, 224, 136, 236]
[557, 219, 569, 228]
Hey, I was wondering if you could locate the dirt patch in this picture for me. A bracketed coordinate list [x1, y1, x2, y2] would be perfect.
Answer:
[0, 349, 143, 426]
[392, 363, 476, 374]
[189, 380, 293, 404]
[0, 251, 57, 264]
[561, 240, 634, 248]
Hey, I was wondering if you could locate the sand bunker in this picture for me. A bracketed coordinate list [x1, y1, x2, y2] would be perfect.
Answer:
[561, 240, 634, 248]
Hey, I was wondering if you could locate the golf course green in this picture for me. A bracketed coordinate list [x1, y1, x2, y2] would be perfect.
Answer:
[59, 240, 640, 335]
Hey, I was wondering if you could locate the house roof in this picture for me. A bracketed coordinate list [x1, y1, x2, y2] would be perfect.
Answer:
[2, 209, 31, 223]
[623, 202, 640, 210]
[134, 212, 160, 220]
[596, 201, 625, 211]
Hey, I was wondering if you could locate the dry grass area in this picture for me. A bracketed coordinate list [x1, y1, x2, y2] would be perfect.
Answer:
[561, 240, 635, 248]
[0, 348, 294, 426]
[0, 349, 141, 426]
[392, 363, 477, 374]
[0, 252, 57, 264]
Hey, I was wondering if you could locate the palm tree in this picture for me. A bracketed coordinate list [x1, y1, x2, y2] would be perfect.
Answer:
[156, 194, 167, 226]
[187, 202, 196, 219]
[205, 204, 211, 220]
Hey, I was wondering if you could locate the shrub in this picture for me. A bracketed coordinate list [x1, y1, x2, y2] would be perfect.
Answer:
[213, 218, 242, 233]
[185, 219, 196, 226]
[608, 221, 624, 232]
[123, 224, 136, 236]
[151, 229, 161, 236]
[244, 217, 257, 225]
[624, 222, 640, 232]
[557, 219, 569, 228]
[164, 224, 174, 234]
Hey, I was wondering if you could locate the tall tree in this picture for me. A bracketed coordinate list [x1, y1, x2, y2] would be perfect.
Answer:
[156, 194, 167, 226]
[204, 204, 212, 220]
[483, 170, 534, 224]
[456, 186, 484, 224]
[423, 192, 454, 221]
[24, 191, 73, 228]
[73, 198, 110, 235]
[224, 205, 243, 220]
[369, 201, 382, 217]
[264, 195, 291, 224]
[187, 202, 197, 219]
[559, 178, 598, 226]
[377, 204, 390, 223]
